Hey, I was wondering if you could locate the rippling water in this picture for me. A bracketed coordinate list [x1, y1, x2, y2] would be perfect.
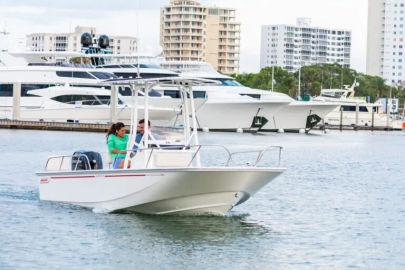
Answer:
[0, 129, 404, 269]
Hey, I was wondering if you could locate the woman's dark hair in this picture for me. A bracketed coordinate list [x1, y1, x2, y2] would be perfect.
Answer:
[106, 122, 125, 141]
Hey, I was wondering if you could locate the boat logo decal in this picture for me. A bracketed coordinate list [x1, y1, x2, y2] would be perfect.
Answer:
[40, 178, 49, 184]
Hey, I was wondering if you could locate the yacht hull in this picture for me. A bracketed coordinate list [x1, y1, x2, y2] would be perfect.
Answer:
[38, 168, 284, 215]
[195, 100, 287, 131]
[262, 102, 339, 131]
[0, 106, 177, 124]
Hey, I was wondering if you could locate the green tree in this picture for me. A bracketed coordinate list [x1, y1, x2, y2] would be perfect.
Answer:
[232, 64, 405, 106]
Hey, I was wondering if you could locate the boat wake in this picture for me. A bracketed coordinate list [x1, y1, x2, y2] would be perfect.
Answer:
[92, 207, 113, 214]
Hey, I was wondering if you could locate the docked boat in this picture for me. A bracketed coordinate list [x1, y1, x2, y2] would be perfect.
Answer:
[38, 77, 286, 215]
[0, 65, 187, 124]
[161, 61, 338, 132]
[3, 52, 286, 131]
[313, 82, 400, 128]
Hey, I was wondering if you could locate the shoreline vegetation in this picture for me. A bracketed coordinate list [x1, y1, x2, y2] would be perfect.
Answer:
[232, 64, 405, 105]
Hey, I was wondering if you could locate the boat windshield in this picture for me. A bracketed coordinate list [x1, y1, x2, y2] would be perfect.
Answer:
[205, 78, 242, 87]
[90, 72, 118, 80]
[321, 91, 346, 98]
[96, 64, 162, 69]
[51, 94, 123, 105]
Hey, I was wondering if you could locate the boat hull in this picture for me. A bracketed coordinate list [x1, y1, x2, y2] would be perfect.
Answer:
[196, 100, 288, 131]
[38, 168, 284, 215]
[262, 102, 339, 131]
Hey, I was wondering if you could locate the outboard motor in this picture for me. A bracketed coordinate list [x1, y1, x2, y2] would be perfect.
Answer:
[72, 150, 103, 170]
[98, 35, 110, 49]
[81, 32, 93, 48]
[81, 33, 111, 66]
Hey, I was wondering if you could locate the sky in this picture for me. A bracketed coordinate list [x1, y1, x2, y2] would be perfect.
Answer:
[0, 0, 368, 73]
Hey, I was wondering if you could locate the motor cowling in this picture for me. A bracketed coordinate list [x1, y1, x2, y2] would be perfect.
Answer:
[98, 35, 110, 49]
[81, 33, 93, 48]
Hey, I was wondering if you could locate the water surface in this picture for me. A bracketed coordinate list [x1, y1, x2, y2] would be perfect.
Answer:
[0, 129, 404, 269]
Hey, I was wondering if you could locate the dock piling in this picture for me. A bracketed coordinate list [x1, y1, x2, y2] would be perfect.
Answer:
[12, 83, 21, 120]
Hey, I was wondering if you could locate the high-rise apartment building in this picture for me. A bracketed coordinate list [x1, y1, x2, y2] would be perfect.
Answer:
[367, 0, 405, 85]
[160, 0, 241, 74]
[260, 18, 351, 72]
[27, 26, 137, 55]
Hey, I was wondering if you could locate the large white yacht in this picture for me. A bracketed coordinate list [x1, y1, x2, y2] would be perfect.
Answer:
[2, 52, 289, 131]
[2, 50, 336, 132]
[0, 65, 184, 124]
[161, 61, 338, 132]
[82, 60, 291, 131]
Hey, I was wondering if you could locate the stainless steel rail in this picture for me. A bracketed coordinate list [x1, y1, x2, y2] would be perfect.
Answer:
[45, 154, 91, 171]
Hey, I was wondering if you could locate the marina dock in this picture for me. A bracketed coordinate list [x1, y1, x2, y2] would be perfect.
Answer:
[0, 119, 403, 133]
[0, 119, 110, 133]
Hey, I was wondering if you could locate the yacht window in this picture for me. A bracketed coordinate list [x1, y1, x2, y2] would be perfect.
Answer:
[141, 73, 178, 79]
[359, 106, 368, 112]
[341, 105, 356, 112]
[51, 95, 124, 105]
[149, 89, 162, 97]
[56, 71, 95, 79]
[193, 91, 206, 98]
[114, 72, 178, 79]
[341, 105, 369, 112]
[119, 86, 132, 96]
[206, 78, 242, 86]
[133, 64, 161, 68]
[52, 95, 101, 105]
[164, 90, 181, 99]
[163, 90, 206, 99]
[22, 84, 55, 97]
[114, 72, 138, 79]
[321, 91, 345, 98]
[240, 93, 261, 99]
[120, 65, 134, 68]
[70, 84, 111, 90]
[90, 72, 117, 80]
[96, 65, 121, 69]
[0, 84, 13, 97]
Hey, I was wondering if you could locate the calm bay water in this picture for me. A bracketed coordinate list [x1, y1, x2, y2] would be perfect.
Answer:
[0, 129, 404, 269]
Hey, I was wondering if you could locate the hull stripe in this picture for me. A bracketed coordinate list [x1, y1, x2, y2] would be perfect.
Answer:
[48, 174, 165, 180]
[105, 174, 146, 178]
[50, 175, 96, 180]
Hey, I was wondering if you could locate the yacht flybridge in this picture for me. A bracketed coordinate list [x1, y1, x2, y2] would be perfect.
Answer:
[38, 77, 286, 215]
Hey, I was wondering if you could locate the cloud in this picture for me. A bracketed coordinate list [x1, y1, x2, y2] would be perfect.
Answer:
[0, 0, 368, 73]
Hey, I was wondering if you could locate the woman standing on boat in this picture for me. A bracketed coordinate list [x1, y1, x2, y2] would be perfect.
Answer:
[107, 122, 129, 169]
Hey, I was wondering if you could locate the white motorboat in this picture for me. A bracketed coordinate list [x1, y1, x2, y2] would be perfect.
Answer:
[2, 52, 286, 131]
[313, 82, 399, 127]
[0, 64, 206, 124]
[82, 59, 289, 132]
[161, 61, 338, 132]
[38, 77, 286, 215]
